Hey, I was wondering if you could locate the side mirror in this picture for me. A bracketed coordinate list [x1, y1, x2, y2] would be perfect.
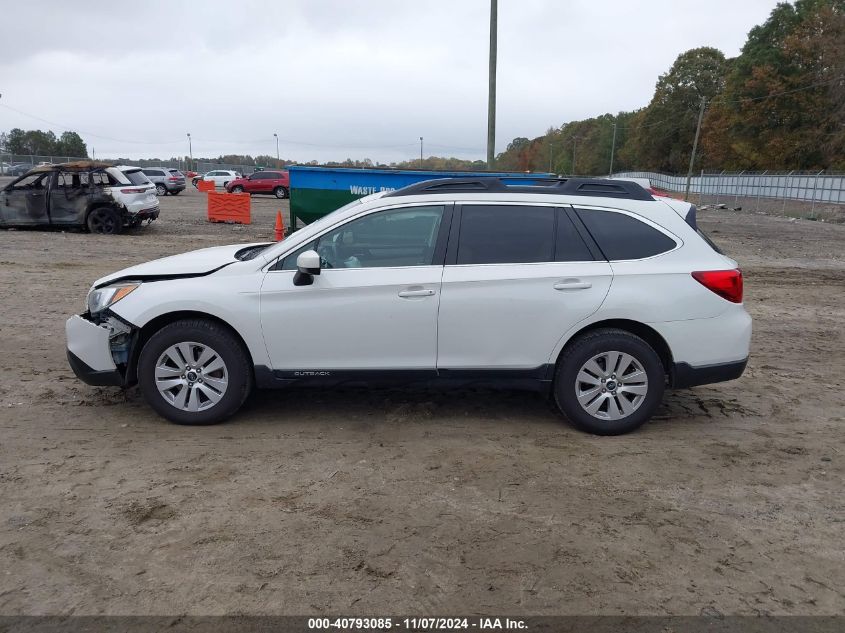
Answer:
[293, 249, 321, 286]
[297, 250, 321, 275]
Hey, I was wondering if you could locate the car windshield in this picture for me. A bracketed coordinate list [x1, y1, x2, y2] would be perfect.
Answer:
[123, 170, 149, 186]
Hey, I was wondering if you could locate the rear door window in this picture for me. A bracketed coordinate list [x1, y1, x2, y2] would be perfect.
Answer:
[575, 208, 676, 260]
[456, 205, 555, 265]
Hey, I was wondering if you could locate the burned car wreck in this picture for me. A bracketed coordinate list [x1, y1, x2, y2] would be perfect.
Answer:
[0, 161, 160, 234]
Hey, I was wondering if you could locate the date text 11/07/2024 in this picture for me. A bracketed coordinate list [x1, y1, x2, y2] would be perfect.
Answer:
[307, 617, 527, 630]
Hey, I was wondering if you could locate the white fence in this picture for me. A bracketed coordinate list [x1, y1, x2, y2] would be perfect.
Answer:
[614, 170, 845, 206]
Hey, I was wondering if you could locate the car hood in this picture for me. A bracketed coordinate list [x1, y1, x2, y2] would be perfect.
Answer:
[92, 243, 269, 288]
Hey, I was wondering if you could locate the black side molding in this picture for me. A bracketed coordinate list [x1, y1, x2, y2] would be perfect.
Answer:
[67, 351, 125, 387]
[253, 365, 554, 393]
[671, 358, 747, 389]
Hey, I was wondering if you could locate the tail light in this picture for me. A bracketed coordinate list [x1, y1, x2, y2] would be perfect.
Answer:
[168, 177, 180, 181]
[691, 269, 743, 303]
[120, 187, 147, 194]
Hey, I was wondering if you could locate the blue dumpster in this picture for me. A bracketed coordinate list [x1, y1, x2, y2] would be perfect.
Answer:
[288, 166, 551, 226]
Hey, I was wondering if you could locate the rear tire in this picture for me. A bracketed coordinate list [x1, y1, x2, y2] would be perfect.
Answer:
[553, 328, 665, 435]
[274, 186, 288, 199]
[170, 190, 181, 196]
[155, 184, 167, 196]
[137, 319, 253, 425]
[86, 207, 122, 235]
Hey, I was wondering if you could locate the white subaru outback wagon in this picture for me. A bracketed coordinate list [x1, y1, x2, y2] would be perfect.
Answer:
[66, 177, 751, 435]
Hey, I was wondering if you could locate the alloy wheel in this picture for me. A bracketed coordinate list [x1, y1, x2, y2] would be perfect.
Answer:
[154, 342, 229, 412]
[574, 350, 649, 420]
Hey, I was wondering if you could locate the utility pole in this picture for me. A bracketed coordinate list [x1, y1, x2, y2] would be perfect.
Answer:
[548, 141, 554, 174]
[486, 0, 497, 169]
[187, 133, 193, 173]
[420, 136, 424, 168]
[274, 133, 279, 163]
[608, 121, 617, 177]
[572, 136, 579, 175]
[685, 96, 706, 201]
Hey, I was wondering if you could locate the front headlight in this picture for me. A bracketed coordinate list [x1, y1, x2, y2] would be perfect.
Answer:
[87, 282, 140, 315]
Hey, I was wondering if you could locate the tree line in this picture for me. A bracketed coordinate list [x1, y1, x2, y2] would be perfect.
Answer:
[1, 129, 88, 158]
[495, 0, 844, 175]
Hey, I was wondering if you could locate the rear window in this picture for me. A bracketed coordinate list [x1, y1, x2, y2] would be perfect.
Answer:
[123, 170, 149, 186]
[576, 208, 676, 260]
[457, 205, 555, 265]
[168, 169, 183, 177]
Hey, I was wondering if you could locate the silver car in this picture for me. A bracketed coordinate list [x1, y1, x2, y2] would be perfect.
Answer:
[141, 167, 187, 196]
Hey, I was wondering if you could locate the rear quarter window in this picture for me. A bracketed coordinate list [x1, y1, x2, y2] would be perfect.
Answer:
[575, 208, 676, 260]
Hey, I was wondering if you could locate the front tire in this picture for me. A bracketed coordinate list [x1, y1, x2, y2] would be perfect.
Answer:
[274, 186, 288, 199]
[137, 319, 253, 425]
[155, 184, 167, 196]
[231, 185, 244, 193]
[554, 328, 665, 435]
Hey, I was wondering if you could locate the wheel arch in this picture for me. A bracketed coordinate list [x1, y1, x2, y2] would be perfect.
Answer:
[556, 319, 673, 375]
[126, 310, 255, 386]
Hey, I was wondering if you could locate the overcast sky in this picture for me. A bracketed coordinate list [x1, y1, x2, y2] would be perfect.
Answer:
[0, 0, 780, 164]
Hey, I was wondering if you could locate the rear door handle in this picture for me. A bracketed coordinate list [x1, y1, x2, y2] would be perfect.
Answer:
[554, 280, 592, 291]
[398, 288, 436, 298]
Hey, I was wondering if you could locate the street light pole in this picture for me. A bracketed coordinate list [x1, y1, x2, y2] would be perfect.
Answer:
[609, 122, 617, 177]
[548, 141, 554, 174]
[572, 136, 579, 175]
[274, 133, 279, 163]
[685, 96, 707, 201]
[186, 133, 192, 172]
[419, 137, 424, 168]
[486, 0, 497, 169]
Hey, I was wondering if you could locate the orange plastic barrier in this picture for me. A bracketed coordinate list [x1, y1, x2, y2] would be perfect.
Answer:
[207, 191, 251, 224]
[197, 179, 215, 192]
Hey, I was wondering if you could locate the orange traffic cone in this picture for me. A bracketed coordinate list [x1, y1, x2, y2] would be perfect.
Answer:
[274, 211, 285, 242]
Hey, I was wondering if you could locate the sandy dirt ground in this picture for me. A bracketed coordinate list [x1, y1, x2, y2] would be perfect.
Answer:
[0, 185, 843, 616]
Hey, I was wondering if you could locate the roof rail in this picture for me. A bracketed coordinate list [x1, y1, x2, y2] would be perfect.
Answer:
[384, 177, 655, 201]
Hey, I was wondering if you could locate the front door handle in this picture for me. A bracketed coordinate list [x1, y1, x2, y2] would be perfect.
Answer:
[398, 288, 435, 298]
[554, 280, 592, 291]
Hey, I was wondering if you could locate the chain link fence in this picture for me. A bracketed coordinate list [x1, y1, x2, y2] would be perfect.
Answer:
[0, 154, 266, 177]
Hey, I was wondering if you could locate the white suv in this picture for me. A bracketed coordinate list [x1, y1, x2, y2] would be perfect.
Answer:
[65, 177, 751, 435]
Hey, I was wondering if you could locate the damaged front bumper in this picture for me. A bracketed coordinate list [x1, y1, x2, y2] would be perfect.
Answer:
[66, 313, 135, 387]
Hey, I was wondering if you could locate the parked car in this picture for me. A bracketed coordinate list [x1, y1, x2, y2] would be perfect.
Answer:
[1, 161, 159, 234]
[141, 167, 187, 196]
[192, 170, 240, 189]
[1, 162, 11, 175]
[65, 177, 750, 435]
[7, 163, 34, 177]
[225, 170, 289, 198]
